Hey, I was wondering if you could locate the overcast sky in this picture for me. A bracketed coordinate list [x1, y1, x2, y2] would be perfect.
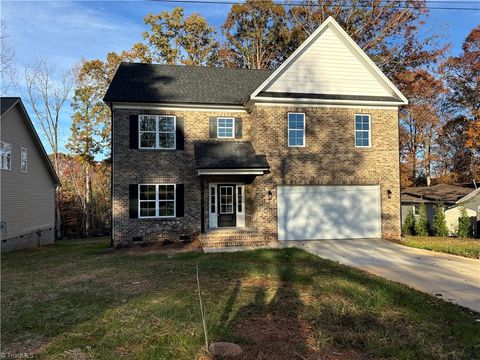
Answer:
[1, 0, 479, 154]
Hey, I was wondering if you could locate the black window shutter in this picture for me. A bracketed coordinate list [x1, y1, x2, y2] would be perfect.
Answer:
[235, 117, 243, 138]
[176, 117, 185, 150]
[130, 115, 139, 149]
[176, 184, 185, 217]
[209, 117, 217, 138]
[129, 184, 138, 218]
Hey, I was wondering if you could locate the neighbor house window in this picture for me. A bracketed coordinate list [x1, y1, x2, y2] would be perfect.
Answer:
[288, 113, 305, 147]
[0, 142, 11, 170]
[21, 147, 27, 172]
[355, 114, 371, 147]
[413, 205, 420, 216]
[217, 118, 234, 138]
[138, 184, 176, 218]
[139, 115, 176, 149]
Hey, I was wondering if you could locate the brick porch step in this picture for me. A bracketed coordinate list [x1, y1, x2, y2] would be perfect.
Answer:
[199, 228, 269, 248]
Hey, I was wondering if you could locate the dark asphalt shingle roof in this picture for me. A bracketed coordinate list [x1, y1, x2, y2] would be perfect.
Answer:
[1, 97, 20, 116]
[194, 141, 269, 169]
[104, 63, 273, 105]
[401, 184, 474, 203]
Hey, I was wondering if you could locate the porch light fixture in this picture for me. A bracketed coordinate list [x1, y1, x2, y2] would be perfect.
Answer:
[387, 190, 392, 199]
[268, 190, 273, 200]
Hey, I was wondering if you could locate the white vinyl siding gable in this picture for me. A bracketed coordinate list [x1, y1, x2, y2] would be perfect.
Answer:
[263, 26, 395, 98]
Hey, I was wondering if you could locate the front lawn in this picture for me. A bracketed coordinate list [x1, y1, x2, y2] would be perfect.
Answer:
[399, 235, 480, 259]
[1, 238, 479, 359]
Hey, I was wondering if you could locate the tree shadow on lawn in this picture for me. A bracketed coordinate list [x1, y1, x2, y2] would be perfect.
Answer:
[205, 249, 480, 360]
[1, 242, 479, 359]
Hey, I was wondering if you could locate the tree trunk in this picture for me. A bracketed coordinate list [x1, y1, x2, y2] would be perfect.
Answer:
[85, 162, 94, 237]
[53, 152, 62, 239]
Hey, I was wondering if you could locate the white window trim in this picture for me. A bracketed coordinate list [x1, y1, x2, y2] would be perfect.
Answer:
[287, 112, 306, 148]
[354, 114, 372, 148]
[0, 141, 11, 171]
[21, 147, 27, 172]
[216, 117, 235, 139]
[138, 115, 177, 150]
[138, 183, 176, 219]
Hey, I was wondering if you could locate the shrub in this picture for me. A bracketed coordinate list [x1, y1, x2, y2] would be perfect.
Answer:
[457, 206, 473, 238]
[415, 203, 429, 236]
[432, 202, 449, 237]
[402, 209, 416, 235]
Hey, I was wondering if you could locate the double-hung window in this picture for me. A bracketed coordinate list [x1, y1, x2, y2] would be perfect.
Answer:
[217, 118, 234, 138]
[355, 114, 371, 147]
[288, 113, 305, 147]
[139, 115, 176, 149]
[0, 142, 11, 170]
[138, 184, 176, 218]
[21, 147, 27, 172]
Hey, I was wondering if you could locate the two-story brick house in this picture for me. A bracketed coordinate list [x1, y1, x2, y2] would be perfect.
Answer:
[104, 17, 408, 248]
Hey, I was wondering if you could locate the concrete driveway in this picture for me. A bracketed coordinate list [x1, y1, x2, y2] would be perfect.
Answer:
[281, 239, 480, 312]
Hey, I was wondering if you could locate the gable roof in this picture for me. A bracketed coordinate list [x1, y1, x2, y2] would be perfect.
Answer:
[250, 16, 408, 105]
[456, 187, 480, 205]
[401, 184, 473, 203]
[0, 97, 60, 186]
[1, 97, 20, 116]
[104, 63, 272, 106]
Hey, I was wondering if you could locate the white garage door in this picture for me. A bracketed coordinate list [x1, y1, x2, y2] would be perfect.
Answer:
[277, 185, 381, 241]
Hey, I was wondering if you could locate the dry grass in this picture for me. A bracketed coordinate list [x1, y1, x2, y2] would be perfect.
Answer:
[399, 236, 480, 258]
[1, 238, 479, 359]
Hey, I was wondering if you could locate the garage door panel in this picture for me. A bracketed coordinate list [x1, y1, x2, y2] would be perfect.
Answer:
[277, 185, 381, 240]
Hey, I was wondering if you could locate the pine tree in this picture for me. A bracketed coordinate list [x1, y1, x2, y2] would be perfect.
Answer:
[432, 203, 449, 237]
[415, 203, 429, 236]
[457, 206, 473, 238]
[402, 209, 416, 236]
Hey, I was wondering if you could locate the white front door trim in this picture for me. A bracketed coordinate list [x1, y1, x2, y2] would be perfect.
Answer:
[208, 182, 245, 228]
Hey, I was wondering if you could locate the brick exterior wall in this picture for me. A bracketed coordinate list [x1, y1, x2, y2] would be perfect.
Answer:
[112, 105, 401, 247]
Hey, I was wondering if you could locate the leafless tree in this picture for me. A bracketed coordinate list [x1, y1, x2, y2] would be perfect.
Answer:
[24, 58, 73, 239]
[1, 20, 17, 95]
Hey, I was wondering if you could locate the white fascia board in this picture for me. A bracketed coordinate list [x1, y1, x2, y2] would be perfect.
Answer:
[251, 96, 405, 107]
[197, 168, 268, 176]
[112, 102, 247, 112]
[249, 16, 408, 105]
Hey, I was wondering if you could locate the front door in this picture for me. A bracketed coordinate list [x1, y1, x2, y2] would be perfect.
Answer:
[218, 185, 236, 227]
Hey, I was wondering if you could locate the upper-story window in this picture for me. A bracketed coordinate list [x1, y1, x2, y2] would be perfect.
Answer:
[288, 113, 305, 147]
[355, 114, 371, 147]
[21, 147, 27, 172]
[217, 118, 235, 138]
[139, 115, 176, 149]
[0, 142, 11, 170]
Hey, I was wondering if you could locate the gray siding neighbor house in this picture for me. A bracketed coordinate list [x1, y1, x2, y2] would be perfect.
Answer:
[0, 97, 60, 252]
[401, 184, 478, 236]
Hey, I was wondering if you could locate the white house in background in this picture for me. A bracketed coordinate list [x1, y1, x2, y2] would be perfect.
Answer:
[445, 187, 480, 237]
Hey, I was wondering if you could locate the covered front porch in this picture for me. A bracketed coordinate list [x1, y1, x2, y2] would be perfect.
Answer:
[194, 141, 270, 247]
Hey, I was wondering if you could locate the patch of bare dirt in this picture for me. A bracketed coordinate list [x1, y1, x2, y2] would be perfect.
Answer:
[113, 238, 203, 255]
[232, 314, 371, 360]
